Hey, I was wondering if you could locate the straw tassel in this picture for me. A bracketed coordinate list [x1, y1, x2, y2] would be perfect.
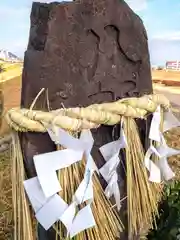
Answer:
[55, 142, 123, 240]
[11, 132, 34, 240]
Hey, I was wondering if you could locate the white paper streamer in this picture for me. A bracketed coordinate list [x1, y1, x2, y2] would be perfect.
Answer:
[157, 157, 175, 181]
[149, 106, 161, 142]
[36, 194, 68, 230]
[59, 202, 76, 234]
[163, 110, 180, 132]
[144, 146, 161, 183]
[99, 121, 127, 210]
[74, 157, 94, 204]
[24, 177, 51, 212]
[60, 202, 96, 238]
[48, 127, 96, 203]
[104, 172, 120, 209]
[24, 177, 68, 230]
[34, 149, 83, 198]
[146, 107, 180, 182]
[48, 127, 98, 173]
[47, 128, 96, 237]
[157, 135, 180, 158]
[24, 128, 97, 236]
[156, 135, 179, 181]
[68, 205, 96, 238]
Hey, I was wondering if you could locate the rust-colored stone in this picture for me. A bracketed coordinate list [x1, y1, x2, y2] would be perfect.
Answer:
[20, 0, 153, 239]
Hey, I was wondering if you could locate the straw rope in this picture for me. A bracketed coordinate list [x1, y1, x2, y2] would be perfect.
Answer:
[6, 94, 170, 132]
[6, 93, 171, 239]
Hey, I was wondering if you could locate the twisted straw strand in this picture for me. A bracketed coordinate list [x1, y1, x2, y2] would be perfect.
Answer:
[6, 94, 170, 132]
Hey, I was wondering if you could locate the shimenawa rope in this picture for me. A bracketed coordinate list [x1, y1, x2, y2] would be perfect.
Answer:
[6, 93, 171, 239]
[6, 94, 169, 132]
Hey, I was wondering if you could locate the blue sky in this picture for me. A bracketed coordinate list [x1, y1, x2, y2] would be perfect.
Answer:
[0, 0, 180, 66]
[127, 0, 180, 66]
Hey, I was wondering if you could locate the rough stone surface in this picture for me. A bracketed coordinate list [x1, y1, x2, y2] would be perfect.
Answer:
[20, 0, 153, 239]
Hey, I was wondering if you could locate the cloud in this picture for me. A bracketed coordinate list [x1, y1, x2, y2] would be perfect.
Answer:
[151, 31, 180, 41]
[125, 0, 147, 12]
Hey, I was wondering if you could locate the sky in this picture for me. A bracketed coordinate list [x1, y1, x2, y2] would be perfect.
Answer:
[126, 0, 180, 66]
[0, 0, 180, 66]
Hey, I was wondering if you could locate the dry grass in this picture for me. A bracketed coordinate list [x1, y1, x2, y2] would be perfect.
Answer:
[165, 127, 180, 180]
[0, 149, 13, 240]
[0, 70, 22, 239]
[152, 70, 180, 86]
[0, 75, 21, 135]
[152, 70, 180, 81]
[0, 62, 22, 72]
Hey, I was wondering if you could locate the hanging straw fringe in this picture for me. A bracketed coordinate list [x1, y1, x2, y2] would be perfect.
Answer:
[56, 144, 123, 240]
[123, 118, 163, 238]
[11, 132, 34, 240]
[6, 93, 171, 239]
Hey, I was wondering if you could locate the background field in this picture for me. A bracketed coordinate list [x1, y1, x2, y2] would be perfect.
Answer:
[152, 69, 180, 86]
[0, 63, 22, 135]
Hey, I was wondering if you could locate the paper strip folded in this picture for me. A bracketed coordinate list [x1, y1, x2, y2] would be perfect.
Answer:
[24, 177, 68, 230]
[34, 149, 83, 198]
[36, 194, 68, 230]
[157, 157, 175, 181]
[47, 128, 96, 237]
[99, 122, 127, 210]
[69, 205, 96, 238]
[149, 106, 161, 142]
[146, 107, 179, 182]
[144, 146, 161, 183]
[163, 110, 180, 132]
[24, 177, 51, 213]
[48, 127, 98, 173]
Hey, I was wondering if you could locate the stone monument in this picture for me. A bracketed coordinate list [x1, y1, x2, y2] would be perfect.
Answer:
[20, 0, 153, 238]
